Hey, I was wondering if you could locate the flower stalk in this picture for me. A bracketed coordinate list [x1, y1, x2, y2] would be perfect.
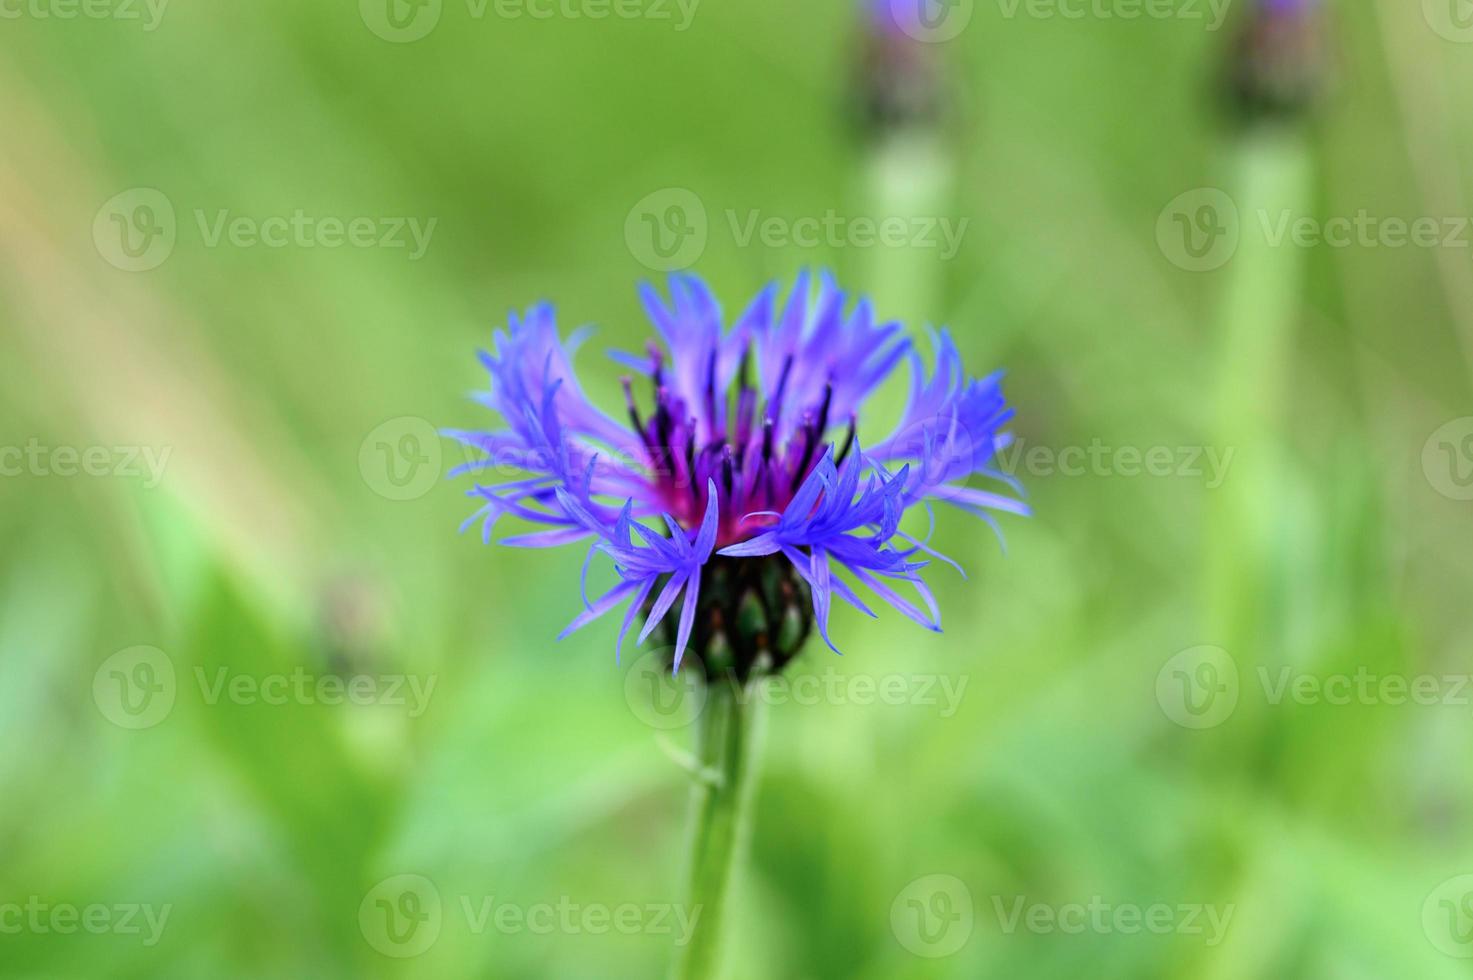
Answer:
[672, 670, 768, 980]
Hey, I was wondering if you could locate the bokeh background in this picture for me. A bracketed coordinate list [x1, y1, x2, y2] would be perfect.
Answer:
[4, 0, 1473, 976]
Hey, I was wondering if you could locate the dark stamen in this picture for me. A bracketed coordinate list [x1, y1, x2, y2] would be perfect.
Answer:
[721, 446, 735, 499]
[648, 342, 665, 387]
[685, 425, 698, 502]
[704, 349, 719, 439]
[791, 414, 820, 491]
[760, 419, 777, 508]
[767, 355, 795, 427]
[815, 381, 834, 438]
[622, 377, 645, 434]
[652, 388, 672, 444]
[625, 376, 662, 467]
[836, 416, 858, 464]
[729, 343, 754, 445]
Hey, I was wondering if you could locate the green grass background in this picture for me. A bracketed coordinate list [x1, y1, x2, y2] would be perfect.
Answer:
[3, 0, 1473, 976]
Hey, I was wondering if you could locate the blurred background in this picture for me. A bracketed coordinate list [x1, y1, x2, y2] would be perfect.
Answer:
[4, 0, 1473, 976]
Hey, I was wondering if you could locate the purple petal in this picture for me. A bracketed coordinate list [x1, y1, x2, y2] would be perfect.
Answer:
[558, 579, 643, 640]
[638, 570, 691, 646]
[672, 566, 702, 672]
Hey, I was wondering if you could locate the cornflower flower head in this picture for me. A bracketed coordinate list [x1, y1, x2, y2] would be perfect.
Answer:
[448, 271, 1026, 679]
[1225, 0, 1327, 122]
[856, 0, 947, 136]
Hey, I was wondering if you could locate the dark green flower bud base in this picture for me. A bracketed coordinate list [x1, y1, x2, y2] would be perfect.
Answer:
[642, 555, 815, 682]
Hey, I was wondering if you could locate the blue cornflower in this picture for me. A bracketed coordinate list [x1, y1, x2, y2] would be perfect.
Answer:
[448, 271, 1027, 676]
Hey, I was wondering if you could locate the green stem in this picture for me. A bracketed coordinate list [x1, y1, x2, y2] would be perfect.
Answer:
[671, 675, 766, 980]
[1206, 126, 1313, 648]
